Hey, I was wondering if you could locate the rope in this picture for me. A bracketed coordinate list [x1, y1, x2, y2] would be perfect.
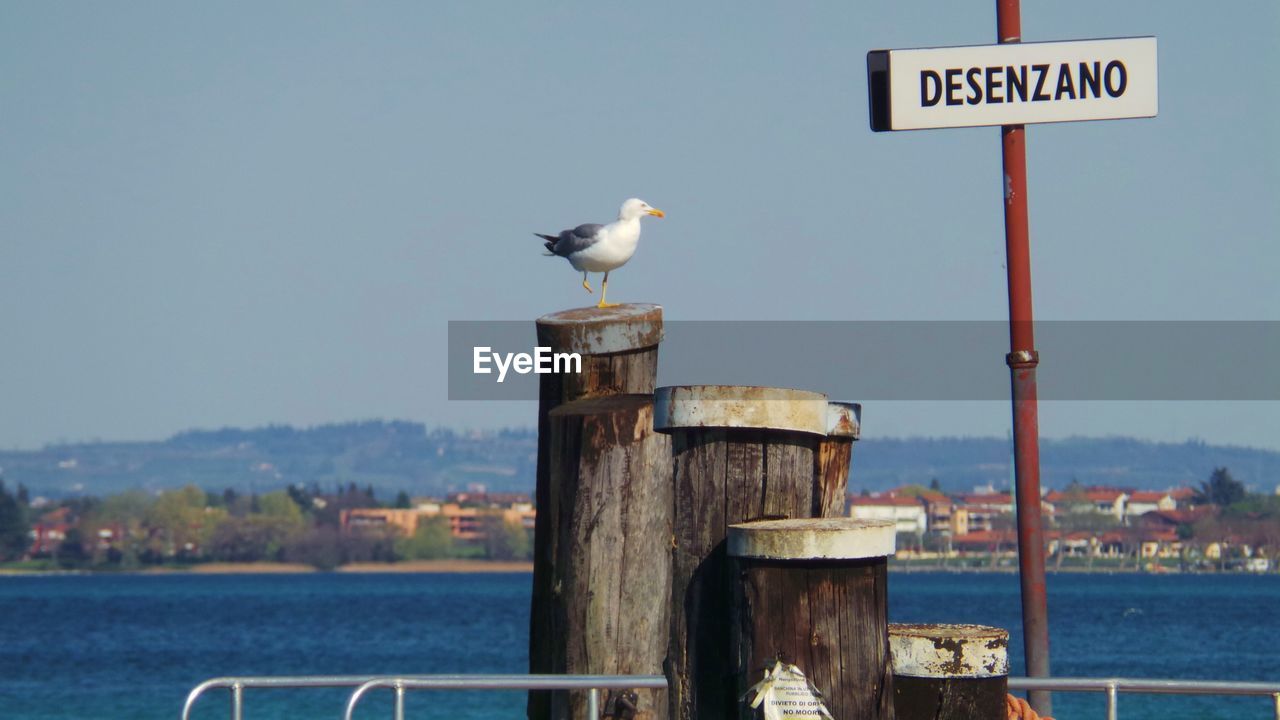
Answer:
[1006, 694, 1054, 720]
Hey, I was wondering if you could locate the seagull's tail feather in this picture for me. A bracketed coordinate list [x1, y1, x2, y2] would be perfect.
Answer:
[535, 233, 559, 255]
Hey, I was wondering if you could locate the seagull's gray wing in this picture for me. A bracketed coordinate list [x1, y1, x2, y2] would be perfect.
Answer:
[537, 223, 605, 257]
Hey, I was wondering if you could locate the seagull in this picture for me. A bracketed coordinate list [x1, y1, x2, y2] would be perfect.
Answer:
[536, 198, 664, 308]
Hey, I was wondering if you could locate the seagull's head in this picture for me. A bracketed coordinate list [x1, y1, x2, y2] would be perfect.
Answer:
[619, 198, 665, 221]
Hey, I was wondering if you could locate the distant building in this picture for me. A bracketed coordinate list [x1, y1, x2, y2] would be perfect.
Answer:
[343, 508, 423, 536]
[1168, 487, 1198, 508]
[1044, 487, 1127, 519]
[445, 491, 533, 508]
[341, 501, 535, 542]
[880, 484, 962, 535]
[1138, 529, 1181, 559]
[1050, 531, 1095, 558]
[955, 493, 1013, 533]
[93, 523, 126, 553]
[950, 530, 1016, 555]
[28, 507, 73, 556]
[1125, 490, 1178, 518]
[1138, 507, 1212, 531]
[849, 495, 927, 535]
[889, 487, 955, 537]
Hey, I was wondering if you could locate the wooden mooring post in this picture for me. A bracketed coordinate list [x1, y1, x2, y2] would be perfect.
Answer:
[529, 304, 665, 720]
[889, 624, 1009, 720]
[729, 518, 897, 720]
[653, 386, 852, 720]
[817, 402, 861, 517]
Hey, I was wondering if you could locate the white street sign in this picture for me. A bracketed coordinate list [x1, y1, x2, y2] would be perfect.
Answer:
[867, 37, 1157, 131]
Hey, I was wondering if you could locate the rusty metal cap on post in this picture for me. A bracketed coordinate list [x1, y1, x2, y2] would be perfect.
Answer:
[535, 303, 663, 355]
[652, 385, 829, 436]
[826, 401, 862, 440]
[889, 624, 1010, 678]
[727, 518, 896, 560]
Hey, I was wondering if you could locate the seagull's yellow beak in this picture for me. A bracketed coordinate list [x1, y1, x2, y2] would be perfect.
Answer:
[647, 208, 665, 218]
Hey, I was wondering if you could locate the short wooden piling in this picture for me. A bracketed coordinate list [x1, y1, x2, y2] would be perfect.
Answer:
[653, 385, 836, 720]
[729, 518, 897, 720]
[889, 624, 1009, 720]
[816, 402, 861, 517]
[530, 304, 664, 720]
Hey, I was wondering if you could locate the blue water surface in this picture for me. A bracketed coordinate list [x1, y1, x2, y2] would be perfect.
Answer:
[0, 571, 1276, 720]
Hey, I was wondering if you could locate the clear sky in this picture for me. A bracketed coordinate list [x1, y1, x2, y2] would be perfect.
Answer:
[2, 2, 1277, 450]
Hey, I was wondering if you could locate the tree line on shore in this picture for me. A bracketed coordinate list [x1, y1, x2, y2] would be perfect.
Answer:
[4, 466, 1278, 573]
[0, 481, 531, 571]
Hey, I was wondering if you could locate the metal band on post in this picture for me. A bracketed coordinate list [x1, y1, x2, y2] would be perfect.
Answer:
[1005, 350, 1040, 368]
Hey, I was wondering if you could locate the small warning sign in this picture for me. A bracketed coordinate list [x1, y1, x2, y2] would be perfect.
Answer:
[743, 660, 834, 720]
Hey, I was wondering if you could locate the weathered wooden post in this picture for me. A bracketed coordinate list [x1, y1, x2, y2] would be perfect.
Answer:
[654, 385, 838, 720]
[816, 402, 861, 517]
[539, 395, 673, 720]
[889, 624, 1009, 720]
[529, 304, 665, 720]
[534, 304, 664, 407]
[729, 518, 897, 720]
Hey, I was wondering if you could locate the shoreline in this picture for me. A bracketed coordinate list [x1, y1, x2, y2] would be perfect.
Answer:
[4, 562, 1265, 577]
[0, 560, 536, 576]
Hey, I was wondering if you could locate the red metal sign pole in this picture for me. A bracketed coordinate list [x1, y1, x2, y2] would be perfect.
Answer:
[997, 0, 1052, 715]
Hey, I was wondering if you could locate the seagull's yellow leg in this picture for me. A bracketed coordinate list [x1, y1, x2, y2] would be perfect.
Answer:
[581, 272, 592, 294]
[597, 271, 618, 308]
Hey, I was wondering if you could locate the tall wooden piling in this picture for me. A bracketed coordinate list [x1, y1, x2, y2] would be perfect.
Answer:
[653, 385, 835, 720]
[530, 305, 664, 720]
[816, 402, 861, 517]
[889, 624, 1009, 720]
[729, 518, 897, 720]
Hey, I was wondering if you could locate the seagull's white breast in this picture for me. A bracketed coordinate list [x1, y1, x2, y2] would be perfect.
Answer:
[567, 218, 641, 273]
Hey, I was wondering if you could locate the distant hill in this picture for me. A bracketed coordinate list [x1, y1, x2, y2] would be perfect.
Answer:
[2, 421, 1277, 500]
[0, 421, 535, 500]
[850, 436, 1280, 496]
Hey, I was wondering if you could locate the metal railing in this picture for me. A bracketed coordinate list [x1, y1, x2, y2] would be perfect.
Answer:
[342, 675, 667, 720]
[183, 676, 384, 720]
[183, 673, 1280, 720]
[1007, 676, 1280, 720]
[182, 673, 666, 720]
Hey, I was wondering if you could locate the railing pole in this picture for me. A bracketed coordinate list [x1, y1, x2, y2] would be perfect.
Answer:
[1272, 691, 1279, 720]
[231, 683, 243, 720]
[1105, 681, 1118, 720]
[587, 688, 600, 720]
[996, 0, 1052, 715]
[394, 683, 405, 720]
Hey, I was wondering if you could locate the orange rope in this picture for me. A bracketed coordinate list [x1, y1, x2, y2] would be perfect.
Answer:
[1006, 694, 1054, 720]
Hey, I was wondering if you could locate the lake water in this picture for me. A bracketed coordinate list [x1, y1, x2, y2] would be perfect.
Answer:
[1, 571, 1276, 720]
